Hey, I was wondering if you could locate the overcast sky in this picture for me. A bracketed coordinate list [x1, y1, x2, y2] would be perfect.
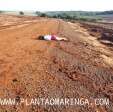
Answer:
[0, 0, 113, 11]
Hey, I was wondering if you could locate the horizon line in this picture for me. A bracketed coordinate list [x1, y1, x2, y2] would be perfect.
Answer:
[0, 10, 113, 12]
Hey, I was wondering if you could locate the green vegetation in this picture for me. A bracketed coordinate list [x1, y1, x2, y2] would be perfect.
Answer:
[96, 10, 113, 15]
[0, 10, 113, 22]
[45, 10, 113, 17]
[35, 11, 41, 16]
[43, 10, 113, 22]
[0, 10, 3, 13]
[35, 12, 47, 17]
[45, 12, 100, 22]
[39, 13, 47, 17]
[19, 11, 24, 15]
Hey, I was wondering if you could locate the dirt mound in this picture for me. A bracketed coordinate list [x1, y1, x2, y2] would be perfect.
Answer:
[80, 22, 113, 45]
[0, 15, 113, 112]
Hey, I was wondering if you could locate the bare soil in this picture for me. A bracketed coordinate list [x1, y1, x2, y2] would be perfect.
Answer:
[0, 15, 113, 112]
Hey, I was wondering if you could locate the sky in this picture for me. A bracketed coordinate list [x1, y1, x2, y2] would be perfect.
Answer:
[0, 0, 113, 11]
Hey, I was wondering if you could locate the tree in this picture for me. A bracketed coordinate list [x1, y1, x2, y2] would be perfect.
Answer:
[0, 11, 3, 13]
[52, 15, 58, 18]
[40, 13, 47, 17]
[35, 11, 41, 16]
[19, 11, 24, 15]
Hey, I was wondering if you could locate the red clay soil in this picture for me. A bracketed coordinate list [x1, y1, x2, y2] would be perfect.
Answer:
[0, 15, 113, 112]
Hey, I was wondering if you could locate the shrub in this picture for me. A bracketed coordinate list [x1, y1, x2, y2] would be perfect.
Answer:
[19, 11, 24, 15]
[40, 13, 47, 17]
[0, 11, 3, 13]
[35, 11, 41, 16]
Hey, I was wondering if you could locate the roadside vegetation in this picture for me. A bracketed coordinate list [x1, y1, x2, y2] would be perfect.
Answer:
[1, 10, 113, 22]
[41, 10, 113, 22]
[35, 11, 104, 22]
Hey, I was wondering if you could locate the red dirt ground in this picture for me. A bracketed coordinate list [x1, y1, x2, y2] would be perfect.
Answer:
[0, 15, 113, 112]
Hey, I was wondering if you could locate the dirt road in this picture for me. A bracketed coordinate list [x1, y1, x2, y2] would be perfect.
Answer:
[0, 15, 113, 112]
